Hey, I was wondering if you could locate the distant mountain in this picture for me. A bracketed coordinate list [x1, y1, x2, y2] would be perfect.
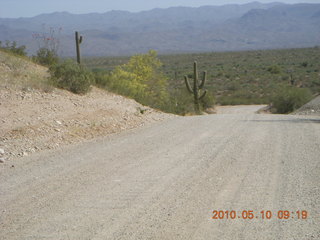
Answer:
[0, 2, 319, 56]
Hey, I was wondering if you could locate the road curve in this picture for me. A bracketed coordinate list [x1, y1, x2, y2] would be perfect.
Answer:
[1, 105, 319, 240]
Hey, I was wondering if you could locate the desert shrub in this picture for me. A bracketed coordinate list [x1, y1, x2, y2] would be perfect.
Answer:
[310, 78, 320, 94]
[271, 86, 312, 114]
[217, 71, 224, 77]
[0, 40, 27, 56]
[108, 50, 169, 109]
[281, 75, 289, 81]
[200, 91, 215, 109]
[168, 89, 194, 115]
[267, 65, 281, 74]
[217, 88, 268, 105]
[93, 71, 111, 88]
[49, 60, 93, 94]
[226, 81, 241, 91]
[33, 48, 59, 66]
[165, 88, 215, 115]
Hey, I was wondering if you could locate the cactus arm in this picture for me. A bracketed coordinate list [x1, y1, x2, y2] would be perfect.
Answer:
[199, 71, 207, 89]
[199, 90, 207, 100]
[184, 76, 193, 93]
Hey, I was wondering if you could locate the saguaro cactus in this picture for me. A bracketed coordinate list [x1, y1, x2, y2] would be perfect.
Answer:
[75, 31, 83, 64]
[184, 61, 207, 113]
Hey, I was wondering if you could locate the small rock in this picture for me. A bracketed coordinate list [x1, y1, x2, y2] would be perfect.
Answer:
[18, 152, 28, 157]
[0, 158, 5, 163]
[0, 148, 4, 154]
[56, 120, 62, 125]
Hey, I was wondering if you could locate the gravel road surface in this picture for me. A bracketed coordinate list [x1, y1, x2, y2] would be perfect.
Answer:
[1, 105, 319, 240]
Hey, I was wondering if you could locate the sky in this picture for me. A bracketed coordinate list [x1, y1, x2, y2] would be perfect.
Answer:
[0, 0, 320, 18]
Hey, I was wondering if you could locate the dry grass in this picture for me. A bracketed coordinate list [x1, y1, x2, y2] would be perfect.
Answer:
[0, 50, 51, 91]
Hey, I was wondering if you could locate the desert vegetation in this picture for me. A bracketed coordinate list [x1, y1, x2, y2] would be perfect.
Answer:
[0, 41, 27, 57]
[271, 86, 313, 114]
[92, 50, 170, 110]
[89, 51, 215, 115]
[49, 59, 94, 94]
[1, 39, 318, 115]
[84, 47, 320, 114]
[32, 48, 59, 67]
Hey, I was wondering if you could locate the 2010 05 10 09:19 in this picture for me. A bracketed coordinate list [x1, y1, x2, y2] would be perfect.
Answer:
[211, 210, 308, 220]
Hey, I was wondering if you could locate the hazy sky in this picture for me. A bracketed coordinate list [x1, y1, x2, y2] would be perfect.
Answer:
[1, 0, 319, 18]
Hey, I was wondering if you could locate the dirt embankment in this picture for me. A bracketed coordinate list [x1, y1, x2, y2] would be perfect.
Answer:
[0, 50, 173, 162]
[0, 86, 173, 162]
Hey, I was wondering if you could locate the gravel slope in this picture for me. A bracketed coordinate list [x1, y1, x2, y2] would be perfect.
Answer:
[1, 106, 319, 239]
[0, 87, 172, 161]
[293, 95, 320, 116]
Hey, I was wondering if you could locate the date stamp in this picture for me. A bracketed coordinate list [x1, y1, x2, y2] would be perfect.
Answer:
[211, 210, 308, 220]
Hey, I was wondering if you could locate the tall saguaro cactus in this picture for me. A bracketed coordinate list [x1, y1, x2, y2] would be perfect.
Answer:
[75, 31, 83, 64]
[184, 61, 207, 113]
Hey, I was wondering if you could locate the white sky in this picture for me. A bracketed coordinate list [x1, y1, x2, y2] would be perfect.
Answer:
[0, 0, 320, 18]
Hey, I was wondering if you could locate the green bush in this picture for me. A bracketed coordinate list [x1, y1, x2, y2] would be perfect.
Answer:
[271, 86, 312, 114]
[200, 91, 215, 109]
[168, 89, 194, 115]
[93, 71, 111, 88]
[49, 60, 93, 94]
[107, 50, 170, 109]
[267, 65, 281, 74]
[33, 48, 59, 66]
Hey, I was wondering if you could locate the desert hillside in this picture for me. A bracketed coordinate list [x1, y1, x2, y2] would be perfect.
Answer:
[0, 51, 172, 163]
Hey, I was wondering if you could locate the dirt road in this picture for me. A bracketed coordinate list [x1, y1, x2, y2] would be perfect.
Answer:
[1, 105, 319, 240]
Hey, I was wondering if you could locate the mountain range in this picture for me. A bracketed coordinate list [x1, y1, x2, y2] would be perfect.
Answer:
[0, 1, 320, 56]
